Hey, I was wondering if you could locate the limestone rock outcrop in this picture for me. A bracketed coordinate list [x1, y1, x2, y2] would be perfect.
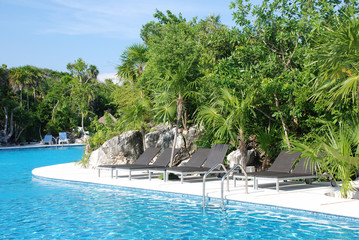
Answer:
[88, 130, 143, 168]
[227, 149, 257, 168]
[145, 124, 175, 149]
[144, 124, 202, 165]
[87, 125, 202, 168]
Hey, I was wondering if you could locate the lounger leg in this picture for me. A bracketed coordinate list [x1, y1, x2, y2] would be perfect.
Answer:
[164, 171, 167, 182]
[149, 171, 152, 181]
[181, 173, 184, 184]
[111, 169, 113, 178]
[98, 169, 101, 177]
[165, 172, 168, 182]
[129, 170, 132, 180]
[254, 178, 258, 190]
[116, 170, 118, 179]
[276, 179, 279, 192]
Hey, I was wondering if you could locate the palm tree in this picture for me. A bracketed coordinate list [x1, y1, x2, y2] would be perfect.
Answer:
[9, 68, 26, 107]
[117, 43, 148, 85]
[155, 61, 201, 166]
[22, 66, 41, 111]
[87, 65, 99, 80]
[293, 119, 359, 198]
[197, 88, 256, 166]
[119, 97, 152, 150]
[312, 13, 359, 108]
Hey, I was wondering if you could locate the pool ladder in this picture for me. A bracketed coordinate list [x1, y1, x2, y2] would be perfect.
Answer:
[202, 163, 248, 208]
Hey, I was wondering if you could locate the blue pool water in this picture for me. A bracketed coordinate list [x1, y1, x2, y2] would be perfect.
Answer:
[0, 147, 358, 239]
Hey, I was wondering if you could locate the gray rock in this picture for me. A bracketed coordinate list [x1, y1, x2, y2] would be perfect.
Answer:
[145, 124, 175, 149]
[88, 125, 202, 169]
[88, 130, 143, 168]
[227, 149, 256, 168]
[144, 125, 202, 165]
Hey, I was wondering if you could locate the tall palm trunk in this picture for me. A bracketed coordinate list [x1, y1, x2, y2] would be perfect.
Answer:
[27, 90, 29, 111]
[20, 86, 23, 108]
[170, 94, 183, 167]
[81, 112, 84, 134]
[141, 126, 146, 151]
[33, 88, 36, 104]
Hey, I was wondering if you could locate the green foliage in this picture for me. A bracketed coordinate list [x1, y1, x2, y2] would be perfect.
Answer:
[197, 88, 255, 145]
[0, 59, 115, 143]
[118, 97, 152, 132]
[152, 91, 176, 124]
[255, 125, 281, 159]
[88, 114, 120, 151]
[117, 43, 148, 85]
[293, 119, 359, 198]
[77, 152, 91, 168]
[312, 13, 359, 109]
[140, 9, 187, 43]
[2, 3, 359, 199]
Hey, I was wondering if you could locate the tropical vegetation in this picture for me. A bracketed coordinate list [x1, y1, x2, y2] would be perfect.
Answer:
[1, 0, 359, 196]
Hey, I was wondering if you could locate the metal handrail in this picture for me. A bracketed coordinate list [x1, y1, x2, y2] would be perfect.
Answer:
[202, 163, 227, 206]
[220, 164, 248, 208]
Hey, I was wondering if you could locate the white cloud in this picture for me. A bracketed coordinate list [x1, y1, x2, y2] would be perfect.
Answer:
[97, 73, 121, 84]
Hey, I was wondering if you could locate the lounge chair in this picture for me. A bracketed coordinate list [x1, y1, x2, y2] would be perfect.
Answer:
[97, 147, 160, 178]
[41, 135, 54, 145]
[233, 151, 302, 189]
[165, 143, 229, 183]
[250, 157, 329, 192]
[113, 148, 180, 180]
[147, 148, 211, 181]
[58, 132, 69, 144]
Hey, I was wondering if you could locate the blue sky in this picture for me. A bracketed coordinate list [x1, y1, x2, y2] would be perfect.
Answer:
[0, 0, 251, 79]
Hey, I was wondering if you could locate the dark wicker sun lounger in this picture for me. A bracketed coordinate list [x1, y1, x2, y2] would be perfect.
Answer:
[147, 148, 211, 181]
[97, 147, 160, 178]
[233, 151, 302, 188]
[113, 148, 180, 180]
[251, 157, 329, 192]
[165, 143, 229, 183]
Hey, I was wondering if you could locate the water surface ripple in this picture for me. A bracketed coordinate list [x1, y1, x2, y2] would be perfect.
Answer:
[0, 147, 358, 239]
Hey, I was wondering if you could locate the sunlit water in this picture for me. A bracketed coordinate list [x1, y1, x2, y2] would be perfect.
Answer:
[0, 147, 358, 239]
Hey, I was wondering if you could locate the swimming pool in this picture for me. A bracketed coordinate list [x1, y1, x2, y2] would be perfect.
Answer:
[0, 147, 358, 239]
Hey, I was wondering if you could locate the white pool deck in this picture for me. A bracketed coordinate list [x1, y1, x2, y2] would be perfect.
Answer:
[32, 162, 359, 219]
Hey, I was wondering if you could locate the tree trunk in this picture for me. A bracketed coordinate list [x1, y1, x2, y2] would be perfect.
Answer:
[3, 107, 8, 136]
[20, 86, 23, 108]
[170, 94, 183, 167]
[81, 112, 84, 132]
[237, 128, 248, 167]
[14, 123, 28, 142]
[182, 109, 188, 131]
[33, 88, 36, 104]
[27, 91, 29, 111]
[39, 124, 42, 140]
[261, 154, 271, 171]
[51, 100, 60, 120]
[290, 96, 299, 130]
[274, 94, 291, 150]
[141, 125, 146, 151]
[1, 107, 15, 143]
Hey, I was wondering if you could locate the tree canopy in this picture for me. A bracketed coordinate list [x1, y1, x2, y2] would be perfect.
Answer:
[1, 1, 359, 196]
